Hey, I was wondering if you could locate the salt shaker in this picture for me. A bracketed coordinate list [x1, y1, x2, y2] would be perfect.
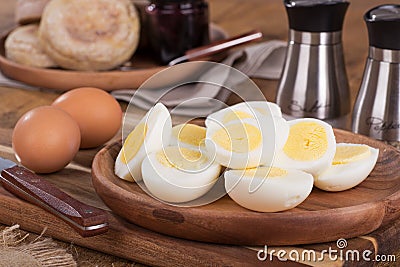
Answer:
[276, 0, 350, 124]
[352, 4, 400, 141]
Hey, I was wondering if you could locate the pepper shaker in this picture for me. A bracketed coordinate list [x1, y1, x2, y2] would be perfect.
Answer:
[352, 4, 400, 141]
[276, 0, 350, 125]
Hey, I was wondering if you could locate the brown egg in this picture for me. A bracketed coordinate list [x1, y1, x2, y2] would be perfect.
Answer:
[12, 106, 81, 173]
[52, 87, 122, 148]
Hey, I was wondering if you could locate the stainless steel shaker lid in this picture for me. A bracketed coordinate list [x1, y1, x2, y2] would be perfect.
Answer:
[284, 0, 349, 32]
[365, 4, 400, 50]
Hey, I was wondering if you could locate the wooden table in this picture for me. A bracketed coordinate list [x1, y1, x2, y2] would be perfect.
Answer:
[0, 0, 386, 129]
[0, 0, 398, 266]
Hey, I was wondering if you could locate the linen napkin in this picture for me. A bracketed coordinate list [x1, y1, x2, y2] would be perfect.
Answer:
[112, 40, 287, 117]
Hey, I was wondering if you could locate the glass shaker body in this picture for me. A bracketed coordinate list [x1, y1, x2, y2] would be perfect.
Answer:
[145, 0, 210, 64]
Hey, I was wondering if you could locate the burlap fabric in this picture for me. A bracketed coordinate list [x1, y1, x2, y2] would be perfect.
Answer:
[0, 225, 76, 267]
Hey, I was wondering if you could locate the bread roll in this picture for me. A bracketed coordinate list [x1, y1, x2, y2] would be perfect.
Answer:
[38, 0, 140, 71]
[15, 0, 51, 24]
[5, 24, 57, 68]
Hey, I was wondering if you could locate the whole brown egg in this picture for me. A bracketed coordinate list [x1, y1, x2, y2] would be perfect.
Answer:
[52, 87, 122, 148]
[12, 106, 81, 173]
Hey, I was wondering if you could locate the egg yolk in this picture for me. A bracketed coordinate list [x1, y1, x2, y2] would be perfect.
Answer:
[283, 122, 328, 161]
[332, 145, 371, 165]
[222, 110, 253, 123]
[243, 167, 288, 178]
[157, 147, 207, 171]
[212, 123, 262, 153]
[173, 124, 206, 147]
[121, 123, 147, 164]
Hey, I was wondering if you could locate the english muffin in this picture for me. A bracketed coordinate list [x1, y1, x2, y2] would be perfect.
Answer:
[5, 24, 57, 68]
[15, 0, 51, 24]
[38, 0, 140, 71]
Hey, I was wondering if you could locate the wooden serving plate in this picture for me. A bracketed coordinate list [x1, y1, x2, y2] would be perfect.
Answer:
[0, 25, 226, 91]
[92, 128, 400, 246]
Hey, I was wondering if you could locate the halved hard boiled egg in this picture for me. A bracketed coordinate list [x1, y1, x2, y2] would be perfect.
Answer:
[315, 143, 379, 191]
[274, 118, 336, 176]
[205, 101, 281, 129]
[220, 102, 289, 150]
[115, 103, 172, 182]
[235, 101, 283, 118]
[170, 123, 206, 150]
[205, 117, 277, 169]
[141, 146, 221, 203]
[205, 102, 288, 167]
[225, 166, 313, 212]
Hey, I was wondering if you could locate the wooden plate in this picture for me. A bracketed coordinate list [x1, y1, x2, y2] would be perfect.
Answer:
[91, 129, 400, 246]
[0, 25, 227, 91]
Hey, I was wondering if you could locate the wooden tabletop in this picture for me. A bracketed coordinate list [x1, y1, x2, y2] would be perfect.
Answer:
[0, 0, 398, 266]
[0, 0, 388, 130]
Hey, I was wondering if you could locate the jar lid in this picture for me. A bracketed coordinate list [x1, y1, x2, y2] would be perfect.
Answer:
[284, 0, 349, 32]
[365, 4, 400, 50]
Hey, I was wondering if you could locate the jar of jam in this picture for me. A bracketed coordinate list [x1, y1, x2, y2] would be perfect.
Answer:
[145, 0, 210, 64]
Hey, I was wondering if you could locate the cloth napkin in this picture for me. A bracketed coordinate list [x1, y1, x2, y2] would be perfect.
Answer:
[112, 40, 287, 117]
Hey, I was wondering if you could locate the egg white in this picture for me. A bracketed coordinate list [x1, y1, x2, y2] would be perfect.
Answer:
[115, 103, 172, 182]
[141, 146, 221, 203]
[234, 101, 283, 118]
[314, 143, 379, 191]
[225, 166, 313, 212]
[205, 103, 261, 130]
[270, 116, 289, 150]
[274, 118, 336, 176]
[205, 101, 281, 129]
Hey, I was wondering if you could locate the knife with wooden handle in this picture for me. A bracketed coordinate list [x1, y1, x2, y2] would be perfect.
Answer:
[0, 157, 109, 237]
[168, 30, 263, 66]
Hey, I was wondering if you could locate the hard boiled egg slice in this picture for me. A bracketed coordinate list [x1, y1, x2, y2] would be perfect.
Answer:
[115, 103, 172, 182]
[170, 123, 206, 150]
[205, 117, 276, 169]
[205, 105, 261, 129]
[141, 146, 221, 203]
[216, 101, 289, 150]
[205, 101, 281, 128]
[225, 166, 313, 212]
[233, 101, 283, 118]
[274, 118, 336, 176]
[315, 143, 379, 191]
[233, 101, 288, 149]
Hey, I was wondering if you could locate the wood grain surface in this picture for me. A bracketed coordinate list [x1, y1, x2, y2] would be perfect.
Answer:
[0, 127, 399, 266]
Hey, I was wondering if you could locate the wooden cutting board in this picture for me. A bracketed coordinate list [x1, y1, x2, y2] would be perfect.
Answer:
[0, 127, 399, 266]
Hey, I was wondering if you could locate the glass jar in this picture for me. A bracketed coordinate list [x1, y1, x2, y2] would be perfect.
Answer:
[145, 0, 210, 64]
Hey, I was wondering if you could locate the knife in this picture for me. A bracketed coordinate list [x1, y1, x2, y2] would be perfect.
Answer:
[167, 30, 263, 66]
[0, 157, 109, 237]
